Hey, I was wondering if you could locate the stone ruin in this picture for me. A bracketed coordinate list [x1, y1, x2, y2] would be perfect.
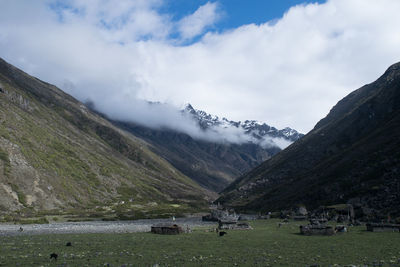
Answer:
[311, 204, 355, 223]
[279, 206, 309, 221]
[300, 217, 336, 236]
[366, 223, 400, 232]
[300, 216, 351, 236]
[293, 206, 308, 220]
[218, 219, 252, 230]
[300, 224, 335, 236]
[202, 205, 239, 222]
[202, 205, 252, 230]
[151, 223, 184, 235]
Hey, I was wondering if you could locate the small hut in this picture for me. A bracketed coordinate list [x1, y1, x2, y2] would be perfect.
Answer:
[366, 223, 400, 232]
[235, 222, 253, 230]
[151, 224, 184, 235]
[203, 208, 238, 222]
[238, 214, 259, 221]
[218, 219, 238, 230]
[218, 219, 252, 230]
[300, 225, 335, 236]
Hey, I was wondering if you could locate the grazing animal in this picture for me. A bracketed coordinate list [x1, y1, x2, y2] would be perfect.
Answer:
[50, 253, 58, 260]
[66, 242, 72, 246]
[335, 225, 347, 233]
[219, 231, 227, 236]
[18, 227, 23, 232]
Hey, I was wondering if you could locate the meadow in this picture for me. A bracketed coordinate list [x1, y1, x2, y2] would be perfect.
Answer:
[1, 219, 400, 266]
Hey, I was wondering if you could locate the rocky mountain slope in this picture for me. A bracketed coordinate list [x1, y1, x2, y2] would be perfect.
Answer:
[112, 106, 302, 192]
[0, 57, 212, 218]
[218, 62, 400, 218]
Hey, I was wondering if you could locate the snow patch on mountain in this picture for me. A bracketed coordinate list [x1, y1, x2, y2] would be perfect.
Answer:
[183, 104, 303, 149]
[93, 98, 303, 149]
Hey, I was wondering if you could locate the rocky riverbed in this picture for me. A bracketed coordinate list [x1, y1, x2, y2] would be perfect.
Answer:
[0, 217, 216, 236]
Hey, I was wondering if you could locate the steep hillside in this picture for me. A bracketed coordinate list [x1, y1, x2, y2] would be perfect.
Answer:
[113, 121, 275, 191]
[112, 106, 302, 192]
[219, 62, 400, 218]
[0, 58, 212, 219]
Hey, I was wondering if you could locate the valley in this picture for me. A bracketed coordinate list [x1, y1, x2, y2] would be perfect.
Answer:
[1, 219, 399, 266]
[1, 1, 400, 266]
[1, 57, 399, 223]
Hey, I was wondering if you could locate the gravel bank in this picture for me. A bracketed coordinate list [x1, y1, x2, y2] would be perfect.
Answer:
[0, 217, 217, 236]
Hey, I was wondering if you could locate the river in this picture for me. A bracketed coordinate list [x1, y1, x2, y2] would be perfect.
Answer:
[0, 217, 217, 236]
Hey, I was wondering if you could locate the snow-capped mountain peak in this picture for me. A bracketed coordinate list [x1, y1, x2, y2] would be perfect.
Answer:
[183, 104, 303, 148]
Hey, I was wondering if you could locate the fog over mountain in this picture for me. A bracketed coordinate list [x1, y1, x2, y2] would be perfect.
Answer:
[88, 100, 300, 149]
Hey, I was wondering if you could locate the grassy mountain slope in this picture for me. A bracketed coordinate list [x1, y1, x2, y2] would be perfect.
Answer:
[0, 58, 212, 219]
[218, 62, 400, 217]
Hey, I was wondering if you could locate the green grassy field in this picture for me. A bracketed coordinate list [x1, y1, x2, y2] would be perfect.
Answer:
[1, 220, 400, 266]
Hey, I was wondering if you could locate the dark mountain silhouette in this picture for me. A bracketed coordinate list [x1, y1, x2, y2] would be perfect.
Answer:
[218, 62, 400, 219]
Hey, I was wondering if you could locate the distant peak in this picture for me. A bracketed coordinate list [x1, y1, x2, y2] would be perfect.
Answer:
[184, 103, 195, 111]
[181, 104, 303, 144]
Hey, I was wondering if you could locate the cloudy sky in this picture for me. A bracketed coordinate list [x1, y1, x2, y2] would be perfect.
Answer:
[1, 0, 400, 134]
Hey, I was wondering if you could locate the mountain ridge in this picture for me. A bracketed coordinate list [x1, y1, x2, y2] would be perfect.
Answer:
[218, 62, 400, 218]
[183, 103, 303, 147]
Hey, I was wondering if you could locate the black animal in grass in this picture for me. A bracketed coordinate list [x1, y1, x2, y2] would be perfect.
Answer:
[50, 253, 58, 261]
[66, 242, 72, 246]
[219, 231, 227, 236]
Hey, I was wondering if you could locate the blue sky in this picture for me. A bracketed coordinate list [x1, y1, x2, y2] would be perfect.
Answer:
[47, 0, 326, 43]
[164, 0, 326, 30]
[1, 0, 400, 136]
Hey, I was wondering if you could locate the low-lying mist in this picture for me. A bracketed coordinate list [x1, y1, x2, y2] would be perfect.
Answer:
[88, 98, 292, 150]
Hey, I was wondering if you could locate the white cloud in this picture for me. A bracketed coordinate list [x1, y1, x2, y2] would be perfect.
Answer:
[178, 2, 221, 40]
[50, 0, 171, 42]
[0, 0, 400, 138]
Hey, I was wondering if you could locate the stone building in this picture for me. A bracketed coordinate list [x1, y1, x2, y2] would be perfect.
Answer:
[151, 224, 184, 235]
